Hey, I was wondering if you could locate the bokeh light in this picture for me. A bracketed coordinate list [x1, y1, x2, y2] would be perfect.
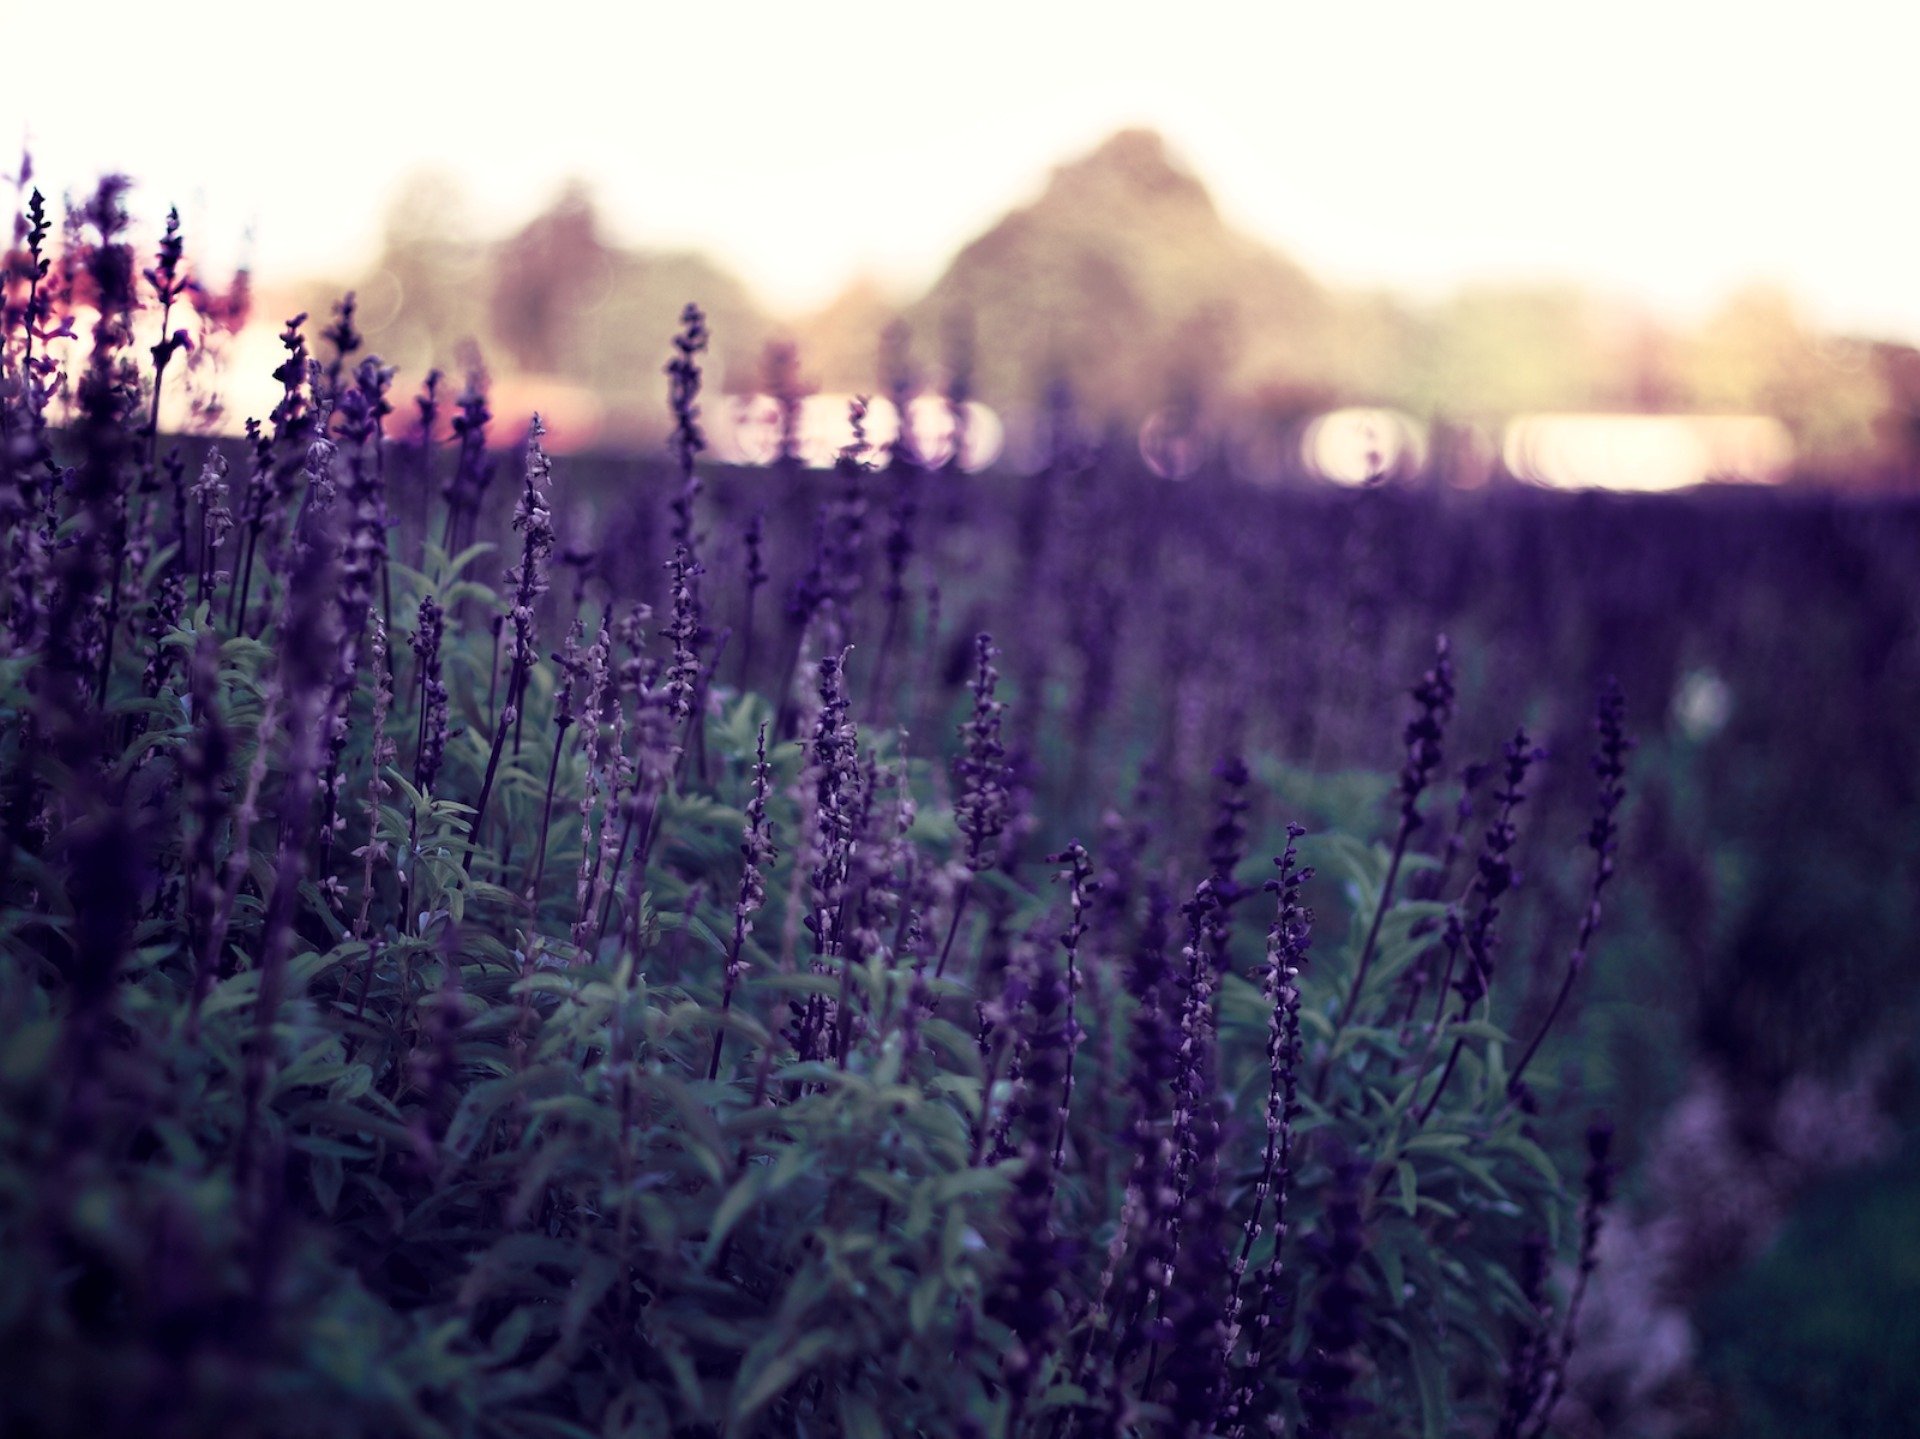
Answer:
[1502, 414, 1793, 491]
[1300, 408, 1426, 485]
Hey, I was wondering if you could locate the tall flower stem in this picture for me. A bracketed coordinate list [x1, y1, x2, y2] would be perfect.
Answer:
[1509, 681, 1630, 1096]
[464, 418, 555, 871]
[1317, 638, 1453, 1100]
[933, 877, 973, 981]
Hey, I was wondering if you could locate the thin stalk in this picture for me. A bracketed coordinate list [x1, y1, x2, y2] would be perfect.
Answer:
[1508, 963, 1580, 1097]
[1510, 839, 1616, 1095]
[1314, 823, 1413, 1100]
[772, 620, 808, 740]
[98, 284, 178, 703]
[933, 877, 974, 981]
[1413, 1028, 1469, 1129]
[674, 629, 729, 789]
[737, 587, 758, 693]
[230, 523, 260, 631]
[525, 717, 572, 905]
[95, 510, 130, 705]
[192, 691, 281, 1035]
[463, 659, 527, 873]
[599, 793, 665, 948]
[833, 939, 858, 1070]
[596, 804, 639, 942]
[867, 600, 902, 723]
[707, 953, 744, 1083]
[970, 1033, 1010, 1166]
[485, 615, 504, 735]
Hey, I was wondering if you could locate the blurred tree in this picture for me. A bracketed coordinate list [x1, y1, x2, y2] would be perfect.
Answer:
[911, 129, 1337, 421]
[1869, 341, 1920, 490]
[788, 277, 904, 395]
[1403, 285, 1617, 416]
[341, 134, 1906, 476]
[490, 180, 612, 375]
[354, 176, 771, 437]
[1680, 286, 1892, 475]
[364, 169, 490, 375]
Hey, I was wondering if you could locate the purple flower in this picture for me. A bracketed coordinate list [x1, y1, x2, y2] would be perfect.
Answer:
[662, 545, 705, 723]
[410, 595, 449, 796]
[710, 723, 777, 1080]
[1452, 727, 1545, 1016]
[954, 634, 1009, 874]
[1228, 824, 1314, 1431]
[666, 302, 708, 552]
[1399, 635, 1455, 830]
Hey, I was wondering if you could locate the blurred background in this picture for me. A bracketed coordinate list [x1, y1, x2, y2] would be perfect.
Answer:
[11, 2, 1920, 1433]
[12, 1, 1920, 487]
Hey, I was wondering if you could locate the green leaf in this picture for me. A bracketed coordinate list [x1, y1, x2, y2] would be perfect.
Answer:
[855, 1168, 909, 1206]
[1409, 1322, 1451, 1439]
[0, 1018, 57, 1082]
[839, 1390, 887, 1439]
[902, 1174, 936, 1243]
[932, 1166, 1013, 1206]
[1446, 1019, 1514, 1045]
[640, 1071, 730, 1185]
[1375, 1232, 1407, 1308]
[701, 1169, 767, 1268]
[756, 973, 844, 1000]
[1491, 1134, 1563, 1190]
[909, 1273, 947, 1337]
[485, 1307, 536, 1367]
[442, 541, 500, 582]
[443, 1073, 538, 1160]
[728, 1328, 841, 1427]
[310, 1150, 344, 1215]
[1311, 831, 1384, 902]
[328, 1063, 374, 1103]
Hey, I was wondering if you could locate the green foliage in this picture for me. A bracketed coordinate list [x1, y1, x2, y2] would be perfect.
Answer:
[0, 592, 1599, 1436]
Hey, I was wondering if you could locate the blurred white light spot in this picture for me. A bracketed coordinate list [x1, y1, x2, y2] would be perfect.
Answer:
[1301, 408, 1424, 484]
[1672, 668, 1733, 741]
[1502, 415, 1792, 491]
[794, 394, 898, 467]
[721, 393, 785, 465]
[905, 396, 1004, 473]
[721, 393, 1001, 471]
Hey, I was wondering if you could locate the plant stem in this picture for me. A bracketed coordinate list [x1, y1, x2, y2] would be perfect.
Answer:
[1315, 824, 1412, 1100]
[934, 877, 974, 981]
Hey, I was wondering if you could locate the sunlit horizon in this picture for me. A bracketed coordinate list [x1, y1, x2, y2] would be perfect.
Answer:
[10, 0, 1920, 343]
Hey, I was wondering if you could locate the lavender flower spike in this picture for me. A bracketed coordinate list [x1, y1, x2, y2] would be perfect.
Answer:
[935, 634, 1008, 979]
[464, 414, 555, 866]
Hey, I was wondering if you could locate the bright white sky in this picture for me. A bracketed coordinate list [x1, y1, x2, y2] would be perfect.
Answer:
[10, 0, 1920, 341]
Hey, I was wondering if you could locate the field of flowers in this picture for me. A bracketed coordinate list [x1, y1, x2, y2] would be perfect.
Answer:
[2, 180, 1916, 1438]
